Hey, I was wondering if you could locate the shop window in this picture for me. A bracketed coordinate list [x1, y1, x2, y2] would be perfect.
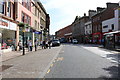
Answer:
[111, 24, 114, 30]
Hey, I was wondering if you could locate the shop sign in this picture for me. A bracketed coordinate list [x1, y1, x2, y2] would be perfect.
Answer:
[0, 19, 9, 29]
[9, 22, 17, 31]
[0, 19, 17, 31]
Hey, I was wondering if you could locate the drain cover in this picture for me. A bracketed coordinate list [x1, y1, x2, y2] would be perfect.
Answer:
[0, 65, 13, 71]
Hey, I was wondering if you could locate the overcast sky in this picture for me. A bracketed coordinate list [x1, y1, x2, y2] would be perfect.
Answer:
[40, 0, 120, 35]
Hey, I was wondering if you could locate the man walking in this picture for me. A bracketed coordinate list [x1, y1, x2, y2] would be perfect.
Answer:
[28, 40, 33, 51]
[35, 40, 38, 51]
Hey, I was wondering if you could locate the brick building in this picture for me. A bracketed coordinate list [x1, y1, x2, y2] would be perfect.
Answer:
[92, 3, 119, 44]
[55, 24, 73, 42]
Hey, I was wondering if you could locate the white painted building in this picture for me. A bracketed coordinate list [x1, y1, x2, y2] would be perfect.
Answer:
[102, 8, 119, 33]
[85, 21, 92, 35]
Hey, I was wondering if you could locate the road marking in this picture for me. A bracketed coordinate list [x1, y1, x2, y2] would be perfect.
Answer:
[46, 69, 50, 74]
[50, 64, 53, 67]
[57, 57, 64, 61]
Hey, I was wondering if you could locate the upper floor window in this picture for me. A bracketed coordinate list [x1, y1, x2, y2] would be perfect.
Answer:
[35, 7, 37, 16]
[21, 12, 31, 25]
[119, 10, 120, 18]
[103, 25, 108, 28]
[0, 2, 5, 14]
[22, 0, 31, 11]
[111, 24, 114, 30]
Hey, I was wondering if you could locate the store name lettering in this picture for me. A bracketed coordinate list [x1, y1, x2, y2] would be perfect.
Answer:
[0, 20, 8, 27]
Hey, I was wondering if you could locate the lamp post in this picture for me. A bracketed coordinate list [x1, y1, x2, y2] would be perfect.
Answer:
[18, 23, 30, 55]
[22, 30, 25, 55]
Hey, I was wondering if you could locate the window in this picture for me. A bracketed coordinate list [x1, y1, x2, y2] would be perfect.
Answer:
[35, 8, 37, 16]
[38, 12, 39, 18]
[21, 12, 31, 25]
[103, 25, 108, 28]
[22, 0, 31, 11]
[35, 20, 37, 28]
[119, 10, 120, 18]
[22, 12, 25, 22]
[38, 23, 39, 30]
[7, 2, 11, 17]
[111, 24, 114, 30]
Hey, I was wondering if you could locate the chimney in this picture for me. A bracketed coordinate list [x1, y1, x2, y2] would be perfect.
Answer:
[106, 2, 119, 8]
[88, 10, 96, 18]
[97, 7, 105, 12]
[84, 13, 86, 16]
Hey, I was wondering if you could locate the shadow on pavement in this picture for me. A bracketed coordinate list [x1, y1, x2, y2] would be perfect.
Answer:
[98, 65, 120, 79]
[106, 53, 120, 64]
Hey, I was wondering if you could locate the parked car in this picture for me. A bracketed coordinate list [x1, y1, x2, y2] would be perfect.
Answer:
[59, 38, 67, 43]
[51, 39, 60, 47]
[72, 39, 78, 44]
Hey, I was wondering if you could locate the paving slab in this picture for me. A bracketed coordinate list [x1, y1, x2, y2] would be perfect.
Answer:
[2, 45, 63, 78]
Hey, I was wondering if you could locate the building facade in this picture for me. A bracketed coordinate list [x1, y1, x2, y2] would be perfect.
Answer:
[0, 0, 18, 52]
[92, 3, 119, 44]
[102, 7, 120, 49]
[72, 14, 89, 43]
[55, 24, 73, 42]
[0, 0, 50, 52]
[84, 10, 96, 43]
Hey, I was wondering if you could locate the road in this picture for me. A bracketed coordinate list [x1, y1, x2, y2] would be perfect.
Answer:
[44, 44, 119, 78]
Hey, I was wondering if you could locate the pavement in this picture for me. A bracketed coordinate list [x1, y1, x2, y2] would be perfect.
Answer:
[2, 46, 42, 62]
[2, 45, 63, 79]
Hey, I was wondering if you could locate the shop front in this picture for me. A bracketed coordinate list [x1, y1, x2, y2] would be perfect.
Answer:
[0, 18, 18, 52]
[34, 31, 42, 45]
[92, 32, 103, 44]
[84, 34, 92, 44]
[104, 31, 120, 50]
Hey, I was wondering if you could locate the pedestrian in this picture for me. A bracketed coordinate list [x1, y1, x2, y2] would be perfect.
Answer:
[18, 40, 22, 51]
[35, 40, 38, 51]
[28, 40, 33, 51]
[48, 40, 51, 49]
[46, 40, 48, 49]
[42, 40, 46, 49]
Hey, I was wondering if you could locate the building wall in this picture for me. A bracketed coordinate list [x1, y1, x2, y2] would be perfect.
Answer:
[102, 18, 116, 32]
[72, 16, 89, 43]
[55, 24, 73, 39]
[17, 0, 33, 26]
[85, 21, 92, 35]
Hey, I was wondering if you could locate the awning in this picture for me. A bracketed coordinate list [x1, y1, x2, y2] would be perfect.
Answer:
[104, 30, 120, 35]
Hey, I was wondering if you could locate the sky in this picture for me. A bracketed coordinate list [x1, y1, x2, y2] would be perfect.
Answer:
[40, 0, 120, 35]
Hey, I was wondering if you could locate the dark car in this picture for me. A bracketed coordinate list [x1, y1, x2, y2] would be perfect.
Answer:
[51, 39, 60, 47]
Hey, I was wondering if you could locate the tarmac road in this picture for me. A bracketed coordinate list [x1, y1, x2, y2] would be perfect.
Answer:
[44, 44, 119, 78]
